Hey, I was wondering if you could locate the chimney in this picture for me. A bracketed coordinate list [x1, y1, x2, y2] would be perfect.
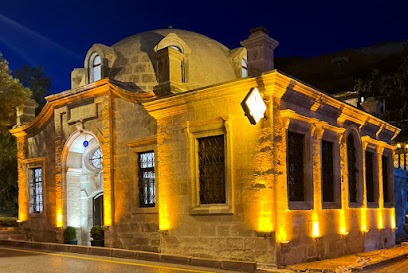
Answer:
[15, 99, 38, 128]
[240, 27, 279, 77]
[360, 97, 383, 118]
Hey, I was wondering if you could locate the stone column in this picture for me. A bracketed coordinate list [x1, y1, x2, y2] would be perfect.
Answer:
[377, 146, 385, 209]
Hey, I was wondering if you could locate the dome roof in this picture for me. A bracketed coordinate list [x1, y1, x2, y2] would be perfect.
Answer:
[74, 29, 245, 94]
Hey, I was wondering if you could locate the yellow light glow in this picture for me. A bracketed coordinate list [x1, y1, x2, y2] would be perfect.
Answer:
[406, 144, 408, 149]
[159, 205, 170, 231]
[391, 209, 396, 230]
[312, 213, 320, 238]
[361, 208, 367, 232]
[378, 210, 383, 229]
[56, 212, 63, 227]
[257, 196, 273, 232]
[397, 143, 401, 148]
[339, 209, 346, 234]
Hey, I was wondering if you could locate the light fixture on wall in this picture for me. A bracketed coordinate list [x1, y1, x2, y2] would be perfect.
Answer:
[241, 87, 267, 125]
[280, 240, 290, 248]
[341, 232, 349, 239]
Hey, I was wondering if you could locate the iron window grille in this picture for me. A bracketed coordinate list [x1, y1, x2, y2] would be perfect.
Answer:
[198, 135, 226, 204]
[322, 140, 335, 202]
[30, 167, 43, 213]
[347, 135, 358, 203]
[138, 151, 155, 207]
[287, 131, 305, 202]
[383, 156, 389, 203]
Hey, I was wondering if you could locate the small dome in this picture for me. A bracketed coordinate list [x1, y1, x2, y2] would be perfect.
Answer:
[73, 29, 244, 94]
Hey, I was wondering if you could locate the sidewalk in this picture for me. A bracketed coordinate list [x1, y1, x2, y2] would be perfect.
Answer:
[259, 243, 408, 272]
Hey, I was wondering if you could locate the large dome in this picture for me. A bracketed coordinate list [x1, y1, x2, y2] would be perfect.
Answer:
[72, 29, 246, 95]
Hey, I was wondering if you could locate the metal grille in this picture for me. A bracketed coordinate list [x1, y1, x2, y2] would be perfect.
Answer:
[383, 156, 389, 203]
[138, 151, 155, 207]
[365, 151, 374, 202]
[287, 131, 304, 202]
[30, 167, 43, 213]
[90, 148, 103, 169]
[347, 135, 358, 203]
[198, 135, 225, 204]
[322, 140, 334, 202]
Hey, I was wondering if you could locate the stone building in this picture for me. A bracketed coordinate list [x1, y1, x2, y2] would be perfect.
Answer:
[10, 28, 400, 266]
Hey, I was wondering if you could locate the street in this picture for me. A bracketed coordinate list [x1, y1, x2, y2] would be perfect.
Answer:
[366, 257, 408, 273]
[0, 246, 236, 273]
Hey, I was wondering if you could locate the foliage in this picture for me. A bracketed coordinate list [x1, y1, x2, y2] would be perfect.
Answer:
[354, 45, 408, 141]
[0, 54, 31, 209]
[63, 226, 77, 242]
[0, 132, 18, 208]
[14, 65, 51, 113]
[0, 55, 31, 131]
[90, 225, 104, 240]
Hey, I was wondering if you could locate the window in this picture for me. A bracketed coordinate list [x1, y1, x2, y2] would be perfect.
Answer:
[241, 58, 248, 78]
[347, 135, 358, 203]
[30, 167, 43, 213]
[365, 151, 375, 203]
[198, 135, 225, 204]
[138, 151, 155, 207]
[287, 131, 304, 202]
[89, 53, 101, 83]
[89, 148, 103, 169]
[322, 140, 334, 202]
[383, 156, 390, 203]
[169, 45, 185, 83]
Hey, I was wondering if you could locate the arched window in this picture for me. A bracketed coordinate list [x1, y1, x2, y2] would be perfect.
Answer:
[241, 58, 248, 78]
[89, 53, 101, 83]
[347, 134, 358, 203]
[169, 45, 185, 83]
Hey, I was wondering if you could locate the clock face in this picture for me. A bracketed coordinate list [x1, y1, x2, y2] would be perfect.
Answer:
[89, 148, 103, 169]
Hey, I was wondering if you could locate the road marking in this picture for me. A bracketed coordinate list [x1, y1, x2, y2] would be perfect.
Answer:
[0, 246, 219, 273]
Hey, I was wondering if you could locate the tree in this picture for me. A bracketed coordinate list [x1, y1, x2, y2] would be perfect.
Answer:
[354, 45, 408, 141]
[0, 55, 31, 131]
[14, 65, 51, 112]
[0, 54, 31, 209]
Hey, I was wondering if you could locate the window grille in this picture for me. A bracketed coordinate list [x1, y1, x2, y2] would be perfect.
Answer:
[322, 140, 334, 202]
[30, 167, 43, 213]
[138, 151, 155, 207]
[198, 135, 225, 204]
[383, 156, 389, 203]
[347, 135, 358, 203]
[365, 151, 374, 202]
[287, 131, 304, 202]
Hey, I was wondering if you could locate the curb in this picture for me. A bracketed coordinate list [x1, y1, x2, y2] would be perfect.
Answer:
[353, 252, 408, 272]
[0, 239, 256, 272]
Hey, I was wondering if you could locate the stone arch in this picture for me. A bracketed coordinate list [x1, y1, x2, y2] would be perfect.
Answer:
[61, 129, 104, 245]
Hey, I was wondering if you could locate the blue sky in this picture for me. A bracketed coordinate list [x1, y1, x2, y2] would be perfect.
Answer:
[1, 0, 407, 93]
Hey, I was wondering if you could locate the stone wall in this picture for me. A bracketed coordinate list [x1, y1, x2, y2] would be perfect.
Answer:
[394, 168, 408, 235]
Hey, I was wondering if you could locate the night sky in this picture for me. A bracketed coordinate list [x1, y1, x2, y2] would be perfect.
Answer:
[1, 0, 407, 94]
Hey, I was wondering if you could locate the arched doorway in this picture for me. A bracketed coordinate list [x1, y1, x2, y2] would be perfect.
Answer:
[63, 131, 104, 245]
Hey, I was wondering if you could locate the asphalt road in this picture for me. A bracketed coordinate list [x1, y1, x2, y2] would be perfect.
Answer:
[0, 246, 236, 273]
[366, 257, 408, 273]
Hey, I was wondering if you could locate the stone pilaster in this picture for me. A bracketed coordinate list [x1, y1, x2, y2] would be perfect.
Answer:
[16, 132, 28, 222]
[54, 107, 68, 229]
[312, 124, 324, 211]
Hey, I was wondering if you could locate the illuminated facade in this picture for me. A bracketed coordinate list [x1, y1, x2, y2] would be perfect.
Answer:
[11, 28, 400, 266]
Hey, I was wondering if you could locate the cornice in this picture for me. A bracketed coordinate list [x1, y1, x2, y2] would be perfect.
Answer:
[10, 79, 155, 136]
[127, 136, 157, 148]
